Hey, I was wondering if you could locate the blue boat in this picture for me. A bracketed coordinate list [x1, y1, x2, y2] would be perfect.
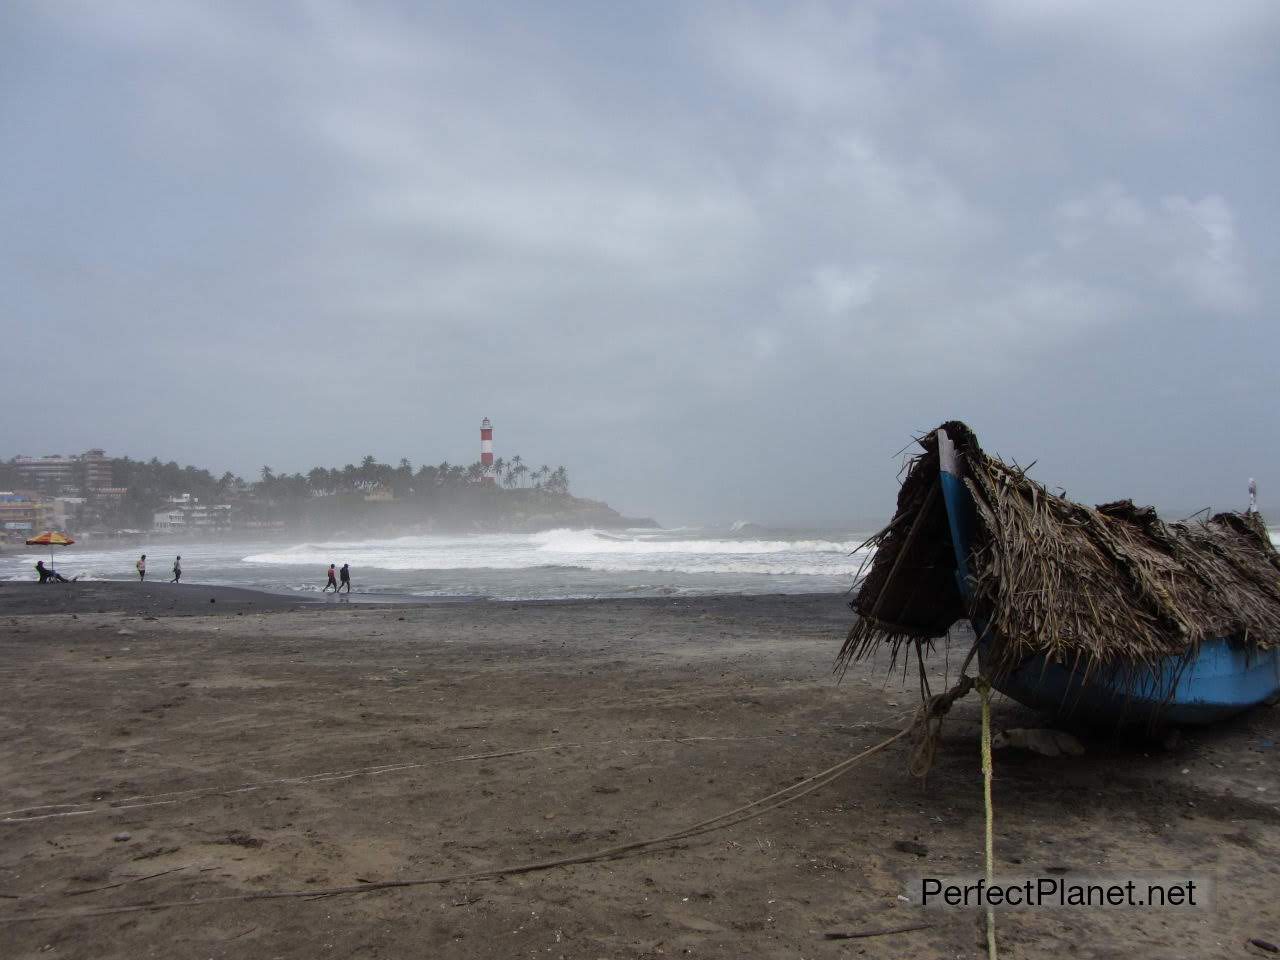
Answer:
[935, 429, 1280, 726]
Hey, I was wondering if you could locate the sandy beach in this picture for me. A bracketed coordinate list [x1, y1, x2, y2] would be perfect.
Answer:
[1, 584, 1278, 959]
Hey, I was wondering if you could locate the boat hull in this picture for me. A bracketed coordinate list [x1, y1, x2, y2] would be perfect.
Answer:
[937, 436, 1280, 726]
[978, 633, 1280, 726]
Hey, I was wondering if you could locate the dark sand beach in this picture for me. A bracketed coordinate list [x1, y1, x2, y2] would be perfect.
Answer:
[1, 584, 1278, 958]
[0, 581, 438, 618]
[0, 581, 312, 617]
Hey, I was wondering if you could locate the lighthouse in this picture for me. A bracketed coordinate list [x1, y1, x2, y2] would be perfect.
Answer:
[480, 417, 495, 484]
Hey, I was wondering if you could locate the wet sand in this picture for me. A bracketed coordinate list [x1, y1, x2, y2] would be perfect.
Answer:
[0, 581, 314, 617]
[1, 586, 1278, 958]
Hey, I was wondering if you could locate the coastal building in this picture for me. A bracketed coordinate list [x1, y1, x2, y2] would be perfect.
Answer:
[13, 455, 77, 494]
[152, 494, 232, 533]
[52, 497, 86, 530]
[12, 449, 114, 495]
[481, 417, 495, 485]
[82, 449, 113, 491]
[0, 492, 54, 542]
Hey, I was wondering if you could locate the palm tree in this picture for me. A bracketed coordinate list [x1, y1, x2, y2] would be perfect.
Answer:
[416, 464, 439, 491]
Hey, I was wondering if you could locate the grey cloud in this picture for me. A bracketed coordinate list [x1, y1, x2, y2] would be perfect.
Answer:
[1, 1, 1277, 526]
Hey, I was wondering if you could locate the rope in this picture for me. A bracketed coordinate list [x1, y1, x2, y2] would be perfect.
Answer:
[909, 673, 975, 778]
[1, 679, 982, 926]
[979, 678, 997, 960]
[1, 732, 821, 824]
[0, 722, 921, 924]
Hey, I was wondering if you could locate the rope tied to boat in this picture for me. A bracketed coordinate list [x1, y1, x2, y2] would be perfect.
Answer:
[978, 677, 998, 960]
[908, 673, 976, 778]
[0, 715, 919, 924]
[905, 671, 998, 956]
[2, 677, 1002, 931]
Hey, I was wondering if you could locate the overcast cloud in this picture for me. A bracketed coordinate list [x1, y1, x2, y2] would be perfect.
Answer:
[2, 1, 1277, 526]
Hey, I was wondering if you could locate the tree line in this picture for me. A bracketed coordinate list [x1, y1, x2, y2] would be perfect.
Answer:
[258, 455, 570, 499]
[2, 453, 572, 532]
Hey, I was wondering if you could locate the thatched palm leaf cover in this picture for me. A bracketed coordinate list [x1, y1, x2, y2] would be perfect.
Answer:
[840, 422, 1280, 683]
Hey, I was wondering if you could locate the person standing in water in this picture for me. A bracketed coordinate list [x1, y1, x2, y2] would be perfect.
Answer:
[338, 562, 351, 593]
[136, 554, 147, 581]
[171, 555, 182, 583]
[323, 563, 338, 592]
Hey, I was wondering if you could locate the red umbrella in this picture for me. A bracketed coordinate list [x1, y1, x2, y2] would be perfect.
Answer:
[26, 530, 75, 569]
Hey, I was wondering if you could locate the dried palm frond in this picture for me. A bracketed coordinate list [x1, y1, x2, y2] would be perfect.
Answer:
[840, 422, 1280, 688]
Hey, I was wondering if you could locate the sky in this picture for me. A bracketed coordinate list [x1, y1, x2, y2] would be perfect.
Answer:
[2, 1, 1278, 527]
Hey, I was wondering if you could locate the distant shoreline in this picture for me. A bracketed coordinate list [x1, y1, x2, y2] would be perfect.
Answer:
[0, 579, 845, 617]
[0, 520, 663, 555]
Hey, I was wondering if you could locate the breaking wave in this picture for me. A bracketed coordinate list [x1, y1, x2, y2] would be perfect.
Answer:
[239, 528, 869, 577]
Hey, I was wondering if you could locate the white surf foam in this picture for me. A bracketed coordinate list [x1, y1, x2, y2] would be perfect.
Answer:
[240, 528, 870, 577]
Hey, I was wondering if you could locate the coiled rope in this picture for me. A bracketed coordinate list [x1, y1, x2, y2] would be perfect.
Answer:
[909, 673, 976, 778]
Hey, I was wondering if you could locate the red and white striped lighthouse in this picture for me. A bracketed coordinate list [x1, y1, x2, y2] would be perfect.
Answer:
[480, 417, 495, 484]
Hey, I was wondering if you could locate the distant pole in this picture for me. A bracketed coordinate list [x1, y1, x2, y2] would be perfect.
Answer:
[481, 418, 495, 485]
[1249, 477, 1257, 513]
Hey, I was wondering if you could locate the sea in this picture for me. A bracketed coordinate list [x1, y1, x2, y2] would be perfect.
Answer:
[0, 526, 874, 601]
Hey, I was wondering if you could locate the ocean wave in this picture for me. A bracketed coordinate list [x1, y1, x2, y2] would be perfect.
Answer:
[239, 527, 870, 573]
[530, 527, 861, 555]
[562, 560, 864, 576]
[1, 529, 872, 597]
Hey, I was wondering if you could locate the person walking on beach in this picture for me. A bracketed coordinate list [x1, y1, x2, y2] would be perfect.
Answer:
[323, 563, 338, 593]
[136, 554, 147, 582]
[171, 555, 182, 583]
[338, 562, 351, 593]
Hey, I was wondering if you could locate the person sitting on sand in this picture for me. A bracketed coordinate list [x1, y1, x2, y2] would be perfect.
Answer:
[323, 563, 338, 593]
[136, 554, 147, 581]
[35, 560, 72, 583]
[171, 555, 182, 584]
[339, 562, 351, 593]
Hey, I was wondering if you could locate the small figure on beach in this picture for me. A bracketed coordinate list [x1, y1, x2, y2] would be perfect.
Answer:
[136, 554, 147, 582]
[339, 562, 351, 593]
[35, 560, 72, 583]
[171, 555, 182, 583]
[323, 563, 338, 593]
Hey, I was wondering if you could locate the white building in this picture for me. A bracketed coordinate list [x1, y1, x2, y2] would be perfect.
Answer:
[153, 494, 232, 532]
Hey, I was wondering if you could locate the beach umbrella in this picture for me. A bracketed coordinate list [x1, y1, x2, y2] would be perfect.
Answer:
[26, 530, 75, 568]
